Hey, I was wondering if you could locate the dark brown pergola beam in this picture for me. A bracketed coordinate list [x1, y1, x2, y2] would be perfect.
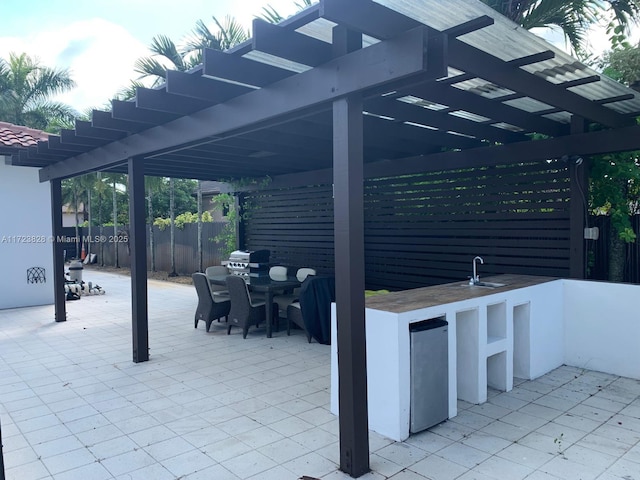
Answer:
[508, 50, 555, 67]
[111, 100, 179, 125]
[46, 137, 91, 153]
[268, 117, 423, 159]
[560, 75, 600, 88]
[49, 136, 95, 151]
[26, 147, 68, 162]
[320, 0, 627, 129]
[166, 70, 254, 102]
[7, 150, 52, 167]
[405, 81, 566, 136]
[220, 134, 332, 160]
[321, 0, 417, 39]
[252, 18, 332, 67]
[75, 121, 127, 141]
[150, 137, 327, 167]
[364, 115, 483, 149]
[261, 122, 640, 189]
[596, 93, 636, 105]
[91, 110, 149, 133]
[301, 113, 451, 157]
[365, 96, 529, 143]
[142, 158, 304, 178]
[443, 15, 494, 37]
[449, 39, 630, 128]
[40, 25, 441, 182]
[135, 87, 213, 115]
[153, 150, 316, 172]
[203, 48, 295, 87]
[366, 123, 640, 178]
[60, 129, 109, 147]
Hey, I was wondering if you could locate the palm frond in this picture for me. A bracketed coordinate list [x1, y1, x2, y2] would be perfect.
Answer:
[149, 35, 185, 70]
[211, 15, 250, 51]
[294, 0, 315, 9]
[133, 57, 167, 78]
[257, 5, 284, 24]
[184, 19, 223, 54]
[114, 81, 146, 102]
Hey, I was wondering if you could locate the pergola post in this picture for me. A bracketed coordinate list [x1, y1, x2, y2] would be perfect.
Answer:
[333, 24, 369, 478]
[50, 179, 66, 322]
[570, 115, 588, 279]
[334, 93, 369, 478]
[128, 158, 149, 362]
[0, 414, 5, 480]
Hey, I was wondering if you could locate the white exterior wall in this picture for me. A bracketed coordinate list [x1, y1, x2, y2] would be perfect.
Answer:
[0, 162, 54, 309]
[563, 280, 640, 379]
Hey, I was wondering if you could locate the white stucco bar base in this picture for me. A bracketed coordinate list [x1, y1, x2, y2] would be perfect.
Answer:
[330, 278, 640, 442]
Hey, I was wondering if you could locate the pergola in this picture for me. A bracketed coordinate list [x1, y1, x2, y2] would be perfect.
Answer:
[7, 0, 640, 476]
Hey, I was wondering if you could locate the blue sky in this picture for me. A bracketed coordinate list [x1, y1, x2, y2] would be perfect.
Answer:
[0, 0, 300, 112]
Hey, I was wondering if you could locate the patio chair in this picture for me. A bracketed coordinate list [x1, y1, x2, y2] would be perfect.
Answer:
[286, 275, 334, 344]
[273, 268, 316, 319]
[205, 265, 230, 298]
[192, 273, 231, 332]
[226, 275, 277, 338]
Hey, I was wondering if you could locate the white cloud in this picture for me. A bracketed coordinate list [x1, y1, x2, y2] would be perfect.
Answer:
[0, 1, 304, 115]
[1, 18, 149, 114]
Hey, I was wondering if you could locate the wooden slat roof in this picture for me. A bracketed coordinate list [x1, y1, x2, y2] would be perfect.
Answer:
[7, 0, 640, 181]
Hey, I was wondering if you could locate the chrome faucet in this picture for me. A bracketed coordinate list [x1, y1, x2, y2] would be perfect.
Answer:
[471, 256, 484, 285]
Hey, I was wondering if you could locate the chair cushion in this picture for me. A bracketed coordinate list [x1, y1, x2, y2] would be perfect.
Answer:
[269, 266, 288, 281]
[296, 268, 316, 282]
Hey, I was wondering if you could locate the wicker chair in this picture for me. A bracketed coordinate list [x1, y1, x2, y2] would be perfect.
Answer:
[226, 275, 276, 338]
[192, 273, 231, 332]
[205, 265, 230, 298]
[273, 268, 316, 319]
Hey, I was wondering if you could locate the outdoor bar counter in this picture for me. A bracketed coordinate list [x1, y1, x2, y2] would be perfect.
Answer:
[330, 274, 564, 441]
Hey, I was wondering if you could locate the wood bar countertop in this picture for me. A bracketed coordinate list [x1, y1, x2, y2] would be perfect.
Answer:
[365, 274, 557, 314]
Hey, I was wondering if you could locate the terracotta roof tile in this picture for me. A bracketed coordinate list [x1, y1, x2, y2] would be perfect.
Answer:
[0, 121, 49, 149]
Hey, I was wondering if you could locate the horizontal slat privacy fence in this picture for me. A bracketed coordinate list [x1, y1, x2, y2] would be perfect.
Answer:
[244, 184, 336, 273]
[244, 160, 573, 290]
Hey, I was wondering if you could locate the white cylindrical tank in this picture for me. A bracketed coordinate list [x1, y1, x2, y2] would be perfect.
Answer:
[68, 260, 83, 283]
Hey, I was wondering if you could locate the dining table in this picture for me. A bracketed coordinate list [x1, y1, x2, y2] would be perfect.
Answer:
[208, 274, 301, 338]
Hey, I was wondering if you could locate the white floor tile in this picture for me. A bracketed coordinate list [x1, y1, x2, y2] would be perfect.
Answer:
[2, 270, 640, 480]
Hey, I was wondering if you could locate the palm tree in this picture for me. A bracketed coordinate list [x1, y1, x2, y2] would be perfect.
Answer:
[481, 0, 640, 54]
[79, 174, 96, 258]
[61, 176, 85, 259]
[101, 173, 126, 267]
[94, 172, 109, 266]
[134, 15, 250, 88]
[183, 15, 250, 61]
[0, 52, 77, 131]
[197, 180, 204, 273]
[145, 176, 164, 272]
[134, 36, 200, 87]
[169, 177, 177, 276]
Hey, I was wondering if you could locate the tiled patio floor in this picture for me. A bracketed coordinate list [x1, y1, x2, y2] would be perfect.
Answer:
[1, 269, 639, 480]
